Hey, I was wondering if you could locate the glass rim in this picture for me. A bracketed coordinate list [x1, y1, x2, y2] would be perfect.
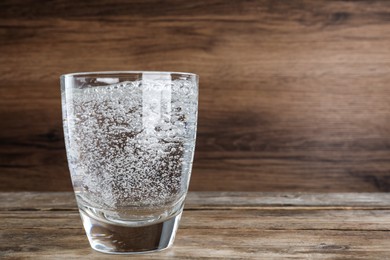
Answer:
[61, 71, 198, 79]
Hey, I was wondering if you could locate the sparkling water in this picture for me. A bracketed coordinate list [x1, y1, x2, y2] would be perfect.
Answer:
[62, 78, 197, 226]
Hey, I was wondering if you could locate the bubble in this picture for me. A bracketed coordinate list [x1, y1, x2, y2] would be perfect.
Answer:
[65, 79, 197, 210]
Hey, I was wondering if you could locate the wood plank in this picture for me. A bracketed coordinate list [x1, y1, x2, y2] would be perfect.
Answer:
[1, 0, 390, 191]
[1, 192, 390, 259]
[2, 192, 390, 209]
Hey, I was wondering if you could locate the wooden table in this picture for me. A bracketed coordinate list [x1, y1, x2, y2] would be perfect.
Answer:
[1, 192, 390, 259]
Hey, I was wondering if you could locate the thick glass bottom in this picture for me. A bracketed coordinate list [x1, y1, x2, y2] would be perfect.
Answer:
[79, 209, 182, 254]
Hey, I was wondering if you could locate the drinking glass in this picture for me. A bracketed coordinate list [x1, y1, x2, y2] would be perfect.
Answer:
[60, 71, 198, 254]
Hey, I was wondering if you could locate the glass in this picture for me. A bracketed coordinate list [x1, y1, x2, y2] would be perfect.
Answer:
[60, 71, 198, 254]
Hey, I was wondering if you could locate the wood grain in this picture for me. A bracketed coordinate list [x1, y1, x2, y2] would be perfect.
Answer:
[1, 192, 390, 259]
[3, 192, 390, 209]
[1, 1, 390, 191]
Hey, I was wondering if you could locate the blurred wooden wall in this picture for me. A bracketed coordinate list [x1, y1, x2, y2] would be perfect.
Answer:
[1, 0, 390, 191]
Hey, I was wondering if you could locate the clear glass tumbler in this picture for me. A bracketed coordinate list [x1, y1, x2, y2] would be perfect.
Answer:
[60, 71, 198, 254]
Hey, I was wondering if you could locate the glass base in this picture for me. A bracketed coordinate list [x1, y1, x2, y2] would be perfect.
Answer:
[79, 209, 182, 254]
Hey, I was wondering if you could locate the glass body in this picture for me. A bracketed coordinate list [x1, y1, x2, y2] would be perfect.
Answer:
[61, 71, 198, 254]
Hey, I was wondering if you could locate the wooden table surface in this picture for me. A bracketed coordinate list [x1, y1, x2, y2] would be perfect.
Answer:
[1, 192, 390, 259]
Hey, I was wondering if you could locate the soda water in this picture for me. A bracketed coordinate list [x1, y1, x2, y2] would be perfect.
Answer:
[62, 78, 197, 226]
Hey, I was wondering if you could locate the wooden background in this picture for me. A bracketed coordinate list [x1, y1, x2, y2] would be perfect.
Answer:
[1, 0, 390, 192]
